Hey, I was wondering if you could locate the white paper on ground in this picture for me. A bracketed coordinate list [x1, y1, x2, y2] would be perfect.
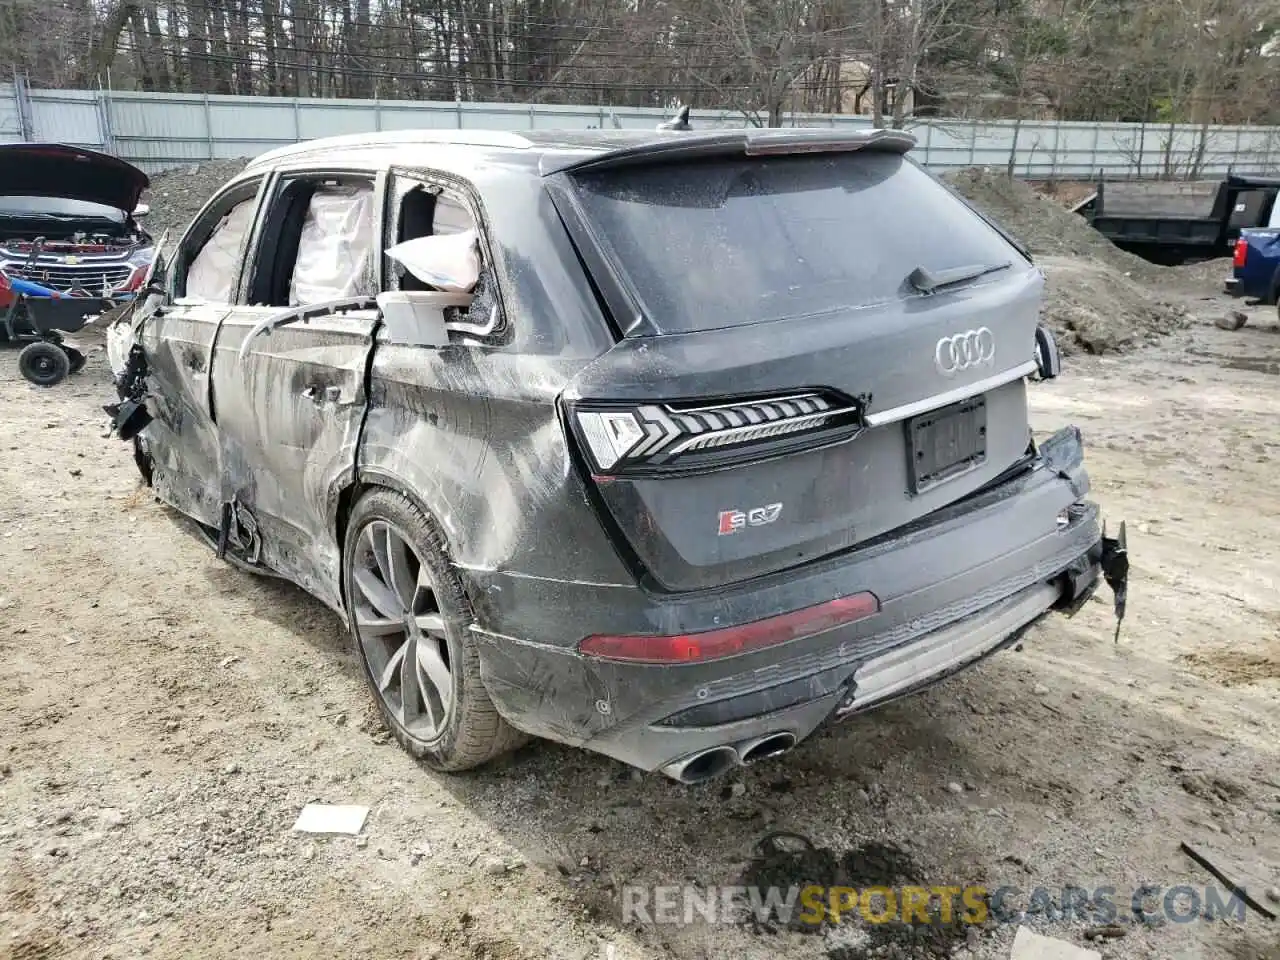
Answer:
[291, 803, 369, 835]
[1009, 926, 1101, 960]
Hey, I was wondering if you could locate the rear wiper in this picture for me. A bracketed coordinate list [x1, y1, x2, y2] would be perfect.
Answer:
[907, 260, 1012, 295]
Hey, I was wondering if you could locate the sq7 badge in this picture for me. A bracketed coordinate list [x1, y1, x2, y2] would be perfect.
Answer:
[718, 503, 783, 536]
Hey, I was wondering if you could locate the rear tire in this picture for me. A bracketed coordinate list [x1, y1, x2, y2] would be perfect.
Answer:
[18, 342, 70, 387]
[342, 487, 526, 771]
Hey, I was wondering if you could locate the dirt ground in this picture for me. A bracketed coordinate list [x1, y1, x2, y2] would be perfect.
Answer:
[3, 265, 1280, 960]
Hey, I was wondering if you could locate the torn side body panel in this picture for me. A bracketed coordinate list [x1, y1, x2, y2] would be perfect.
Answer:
[212, 305, 379, 611]
[356, 344, 633, 594]
[137, 303, 228, 528]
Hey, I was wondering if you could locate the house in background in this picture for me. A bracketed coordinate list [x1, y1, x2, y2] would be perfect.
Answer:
[789, 57, 1058, 121]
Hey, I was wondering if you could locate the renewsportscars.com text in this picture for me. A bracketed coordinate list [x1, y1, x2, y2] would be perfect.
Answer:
[622, 883, 1251, 927]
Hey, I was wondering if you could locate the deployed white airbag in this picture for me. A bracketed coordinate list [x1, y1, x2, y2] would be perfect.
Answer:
[186, 198, 255, 303]
[288, 183, 375, 305]
[384, 230, 481, 293]
[105, 315, 136, 379]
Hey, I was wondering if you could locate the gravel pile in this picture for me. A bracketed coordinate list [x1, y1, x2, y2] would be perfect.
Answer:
[140, 159, 251, 242]
[945, 168, 1189, 354]
[1037, 256, 1190, 355]
[945, 168, 1164, 281]
[1171, 256, 1233, 289]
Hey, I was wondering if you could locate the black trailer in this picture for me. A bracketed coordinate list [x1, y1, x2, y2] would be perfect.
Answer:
[1075, 175, 1280, 264]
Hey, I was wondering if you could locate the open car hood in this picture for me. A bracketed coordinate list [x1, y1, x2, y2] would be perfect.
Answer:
[0, 143, 150, 212]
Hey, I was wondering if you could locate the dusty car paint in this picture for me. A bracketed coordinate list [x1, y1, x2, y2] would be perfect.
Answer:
[107, 128, 1127, 779]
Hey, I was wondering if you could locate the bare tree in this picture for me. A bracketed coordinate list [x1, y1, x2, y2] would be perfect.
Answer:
[3, 0, 1278, 150]
[984, 2, 1071, 177]
[691, 0, 851, 126]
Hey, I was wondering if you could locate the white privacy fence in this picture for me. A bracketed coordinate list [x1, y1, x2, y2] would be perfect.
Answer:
[4, 83, 1280, 179]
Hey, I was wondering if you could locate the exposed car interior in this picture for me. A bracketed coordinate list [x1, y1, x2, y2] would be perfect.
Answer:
[394, 186, 438, 292]
[380, 180, 502, 341]
[185, 195, 257, 303]
[246, 176, 377, 307]
[387, 185, 479, 290]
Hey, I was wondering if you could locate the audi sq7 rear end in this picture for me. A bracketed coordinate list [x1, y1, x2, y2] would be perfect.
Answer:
[495, 131, 1122, 781]
[109, 126, 1124, 782]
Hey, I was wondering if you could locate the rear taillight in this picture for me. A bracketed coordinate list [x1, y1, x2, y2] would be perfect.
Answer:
[568, 391, 864, 476]
[579, 592, 880, 663]
[1233, 238, 1248, 268]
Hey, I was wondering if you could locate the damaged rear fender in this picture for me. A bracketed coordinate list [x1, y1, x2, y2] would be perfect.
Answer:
[328, 468, 487, 619]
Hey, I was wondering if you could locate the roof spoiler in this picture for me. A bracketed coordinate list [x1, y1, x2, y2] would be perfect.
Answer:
[542, 128, 916, 176]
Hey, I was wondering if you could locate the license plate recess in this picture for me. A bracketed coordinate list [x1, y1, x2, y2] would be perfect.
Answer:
[907, 395, 987, 494]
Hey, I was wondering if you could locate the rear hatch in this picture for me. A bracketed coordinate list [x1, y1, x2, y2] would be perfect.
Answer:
[555, 139, 1043, 592]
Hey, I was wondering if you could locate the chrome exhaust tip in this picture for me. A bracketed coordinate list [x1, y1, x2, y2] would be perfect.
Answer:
[660, 746, 739, 784]
[737, 732, 797, 765]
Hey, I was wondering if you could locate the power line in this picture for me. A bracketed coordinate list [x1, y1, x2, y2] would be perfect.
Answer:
[114, 26, 892, 83]
[141, 6, 790, 51]
[147, 38, 766, 70]
[141, 29, 817, 62]
[117, 31, 1230, 104]
[114, 45, 774, 93]
[17, 0, 1274, 121]
[152, 2, 863, 41]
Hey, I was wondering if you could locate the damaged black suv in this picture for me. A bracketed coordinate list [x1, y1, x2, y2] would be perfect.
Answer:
[107, 127, 1127, 783]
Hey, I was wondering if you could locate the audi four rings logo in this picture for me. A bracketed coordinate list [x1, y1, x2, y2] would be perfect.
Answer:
[935, 328, 996, 377]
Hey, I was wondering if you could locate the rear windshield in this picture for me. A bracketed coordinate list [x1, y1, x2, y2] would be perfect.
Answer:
[570, 151, 1021, 335]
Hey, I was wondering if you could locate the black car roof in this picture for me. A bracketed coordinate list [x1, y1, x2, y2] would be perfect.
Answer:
[241, 127, 916, 181]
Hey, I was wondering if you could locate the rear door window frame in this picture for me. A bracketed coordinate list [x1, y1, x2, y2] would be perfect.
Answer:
[171, 175, 266, 304]
[385, 165, 511, 343]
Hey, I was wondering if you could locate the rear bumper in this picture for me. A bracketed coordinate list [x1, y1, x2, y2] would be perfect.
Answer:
[471, 425, 1103, 774]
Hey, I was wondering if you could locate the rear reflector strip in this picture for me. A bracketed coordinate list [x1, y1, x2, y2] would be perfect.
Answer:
[578, 591, 879, 663]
